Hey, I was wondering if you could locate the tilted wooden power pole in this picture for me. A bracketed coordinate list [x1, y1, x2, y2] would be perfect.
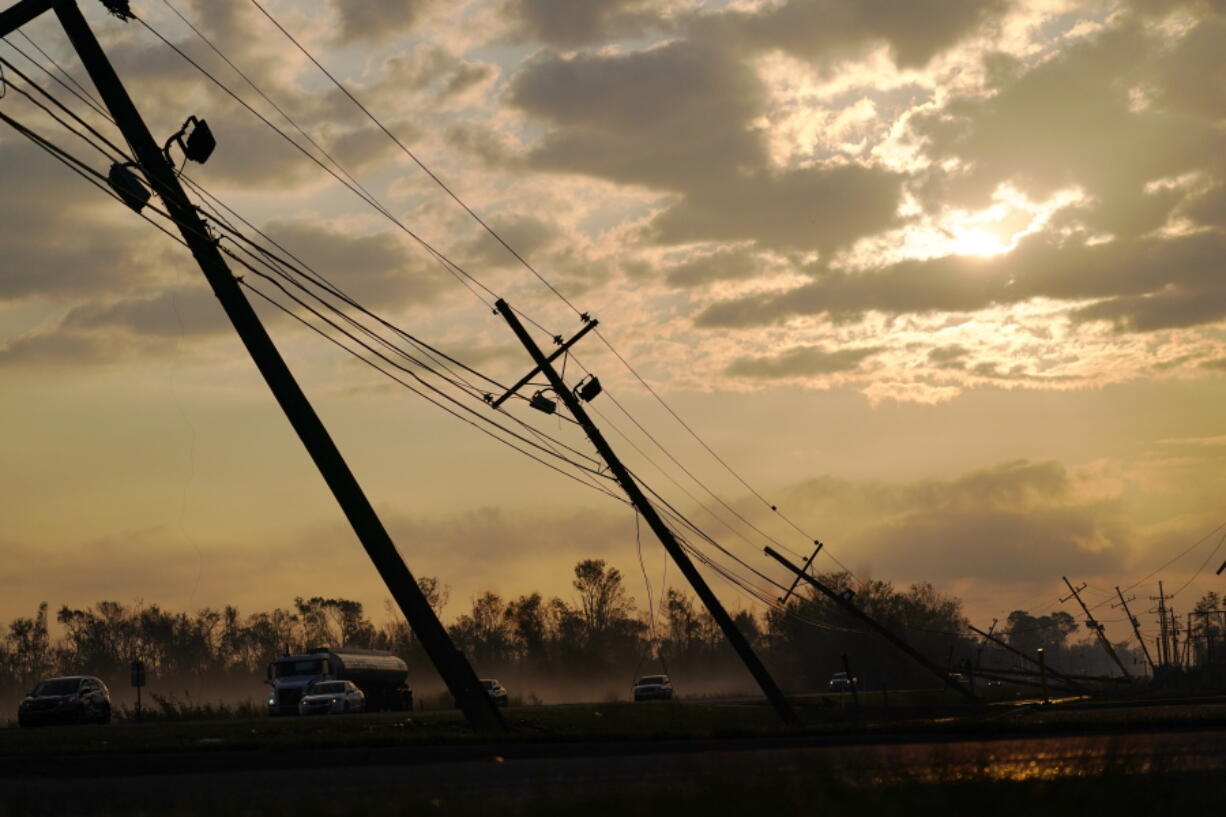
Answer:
[1149, 581, 1172, 668]
[2, 0, 504, 731]
[493, 300, 800, 726]
[1113, 586, 1155, 675]
[1062, 577, 1131, 681]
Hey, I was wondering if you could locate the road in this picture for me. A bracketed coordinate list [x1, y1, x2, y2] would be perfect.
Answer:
[3, 725, 1224, 815]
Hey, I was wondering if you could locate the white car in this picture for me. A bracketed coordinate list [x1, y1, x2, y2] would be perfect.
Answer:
[297, 680, 366, 715]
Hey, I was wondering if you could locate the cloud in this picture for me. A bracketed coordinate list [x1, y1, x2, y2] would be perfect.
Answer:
[329, 0, 434, 45]
[688, 0, 1011, 69]
[502, 0, 665, 49]
[696, 229, 1226, 330]
[260, 219, 453, 310]
[910, 14, 1222, 237]
[62, 286, 229, 339]
[0, 330, 131, 369]
[779, 460, 1132, 583]
[726, 345, 882, 379]
[0, 139, 170, 303]
[508, 41, 904, 253]
[662, 245, 765, 289]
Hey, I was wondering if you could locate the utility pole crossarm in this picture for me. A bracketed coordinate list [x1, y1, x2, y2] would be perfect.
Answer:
[765, 547, 979, 703]
[778, 541, 821, 605]
[487, 317, 598, 408]
[494, 299, 800, 726]
[0, 0, 53, 38]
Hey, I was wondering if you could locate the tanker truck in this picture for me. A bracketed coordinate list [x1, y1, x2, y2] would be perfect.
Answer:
[265, 647, 412, 715]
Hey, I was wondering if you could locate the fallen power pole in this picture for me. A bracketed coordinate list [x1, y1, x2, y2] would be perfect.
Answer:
[1062, 577, 1131, 681]
[1114, 586, 1156, 675]
[966, 624, 1089, 693]
[764, 547, 979, 703]
[2, 0, 504, 731]
[494, 299, 800, 726]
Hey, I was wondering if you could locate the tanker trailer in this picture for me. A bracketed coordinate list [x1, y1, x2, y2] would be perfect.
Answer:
[266, 648, 412, 715]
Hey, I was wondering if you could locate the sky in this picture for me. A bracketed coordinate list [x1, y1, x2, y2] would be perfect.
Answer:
[1, 0, 1224, 653]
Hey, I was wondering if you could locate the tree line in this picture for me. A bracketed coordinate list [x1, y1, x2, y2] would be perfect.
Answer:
[2, 557, 1173, 703]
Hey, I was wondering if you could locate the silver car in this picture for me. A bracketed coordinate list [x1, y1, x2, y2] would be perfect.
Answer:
[297, 680, 365, 715]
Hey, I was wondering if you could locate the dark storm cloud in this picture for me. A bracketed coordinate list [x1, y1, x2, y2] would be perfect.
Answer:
[697, 227, 1226, 330]
[502, 0, 664, 49]
[329, 0, 433, 45]
[687, 0, 1011, 69]
[508, 41, 904, 253]
[725, 345, 881, 379]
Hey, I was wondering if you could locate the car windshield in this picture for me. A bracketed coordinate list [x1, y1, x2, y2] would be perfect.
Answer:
[273, 659, 325, 678]
[636, 676, 667, 685]
[481, 680, 497, 690]
[309, 682, 346, 694]
[33, 679, 81, 696]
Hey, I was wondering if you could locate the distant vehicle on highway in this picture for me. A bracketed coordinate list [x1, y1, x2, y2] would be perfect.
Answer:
[480, 679, 509, 707]
[829, 672, 857, 692]
[297, 680, 366, 715]
[18, 676, 111, 727]
[266, 648, 412, 716]
[632, 674, 674, 701]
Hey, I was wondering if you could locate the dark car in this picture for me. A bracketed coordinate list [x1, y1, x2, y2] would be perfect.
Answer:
[632, 674, 673, 702]
[828, 671, 857, 692]
[18, 676, 112, 727]
[480, 679, 509, 707]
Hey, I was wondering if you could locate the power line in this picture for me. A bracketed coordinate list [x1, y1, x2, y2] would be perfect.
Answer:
[224, 0, 855, 578]
[132, 12, 500, 310]
[133, 4, 848, 597]
[0, 95, 620, 507]
[244, 0, 583, 319]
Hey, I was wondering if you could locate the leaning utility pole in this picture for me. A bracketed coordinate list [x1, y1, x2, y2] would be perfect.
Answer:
[766, 547, 979, 702]
[1150, 582, 1172, 668]
[966, 623, 1089, 693]
[1114, 586, 1155, 675]
[493, 300, 800, 726]
[974, 618, 997, 670]
[1062, 577, 1131, 680]
[2, 0, 503, 731]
